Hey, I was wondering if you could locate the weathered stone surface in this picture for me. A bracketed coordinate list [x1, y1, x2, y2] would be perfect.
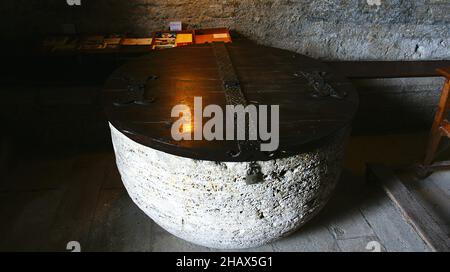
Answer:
[110, 123, 349, 249]
[2, 0, 449, 60]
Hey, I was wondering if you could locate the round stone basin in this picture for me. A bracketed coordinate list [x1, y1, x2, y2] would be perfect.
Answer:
[102, 39, 358, 249]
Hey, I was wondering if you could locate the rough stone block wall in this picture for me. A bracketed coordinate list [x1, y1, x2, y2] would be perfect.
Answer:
[1, 0, 449, 131]
[2, 0, 449, 60]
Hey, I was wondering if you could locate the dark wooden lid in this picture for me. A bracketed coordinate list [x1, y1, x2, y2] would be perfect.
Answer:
[102, 39, 358, 162]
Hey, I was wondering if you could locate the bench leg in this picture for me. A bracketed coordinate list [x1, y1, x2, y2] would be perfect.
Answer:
[423, 79, 450, 166]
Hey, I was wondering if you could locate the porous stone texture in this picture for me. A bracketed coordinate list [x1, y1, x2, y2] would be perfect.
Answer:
[2, 0, 450, 60]
[3, 1, 446, 131]
[110, 123, 349, 249]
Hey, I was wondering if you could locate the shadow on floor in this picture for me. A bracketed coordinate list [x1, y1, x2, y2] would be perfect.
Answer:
[0, 158, 432, 252]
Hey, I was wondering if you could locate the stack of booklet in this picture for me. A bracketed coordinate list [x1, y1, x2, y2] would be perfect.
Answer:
[175, 33, 193, 46]
[121, 38, 153, 46]
[153, 32, 177, 50]
[79, 35, 106, 50]
[39, 27, 232, 54]
[104, 35, 123, 49]
[194, 28, 231, 44]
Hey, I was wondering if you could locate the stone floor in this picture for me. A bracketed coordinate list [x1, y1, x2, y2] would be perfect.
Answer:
[2, 45, 450, 252]
[0, 77, 448, 252]
[0, 130, 448, 252]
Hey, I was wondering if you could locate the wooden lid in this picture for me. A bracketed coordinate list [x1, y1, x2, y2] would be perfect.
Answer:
[102, 39, 358, 162]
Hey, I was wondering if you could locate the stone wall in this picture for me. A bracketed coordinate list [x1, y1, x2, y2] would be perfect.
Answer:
[353, 77, 444, 132]
[1, 0, 449, 132]
[1, 0, 449, 60]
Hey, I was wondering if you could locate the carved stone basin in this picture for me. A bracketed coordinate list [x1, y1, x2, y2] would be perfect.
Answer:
[103, 39, 358, 249]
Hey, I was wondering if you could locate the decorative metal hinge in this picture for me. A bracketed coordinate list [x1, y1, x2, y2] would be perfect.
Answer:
[112, 74, 158, 107]
[295, 71, 347, 99]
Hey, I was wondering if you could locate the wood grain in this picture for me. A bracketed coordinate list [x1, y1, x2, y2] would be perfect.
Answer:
[367, 164, 450, 252]
[102, 40, 358, 161]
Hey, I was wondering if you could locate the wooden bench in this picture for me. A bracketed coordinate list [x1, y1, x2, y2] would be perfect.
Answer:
[415, 67, 450, 177]
[325, 60, 450, 79]
[328, 61, 450, 178]
[363, 66, 450, 251]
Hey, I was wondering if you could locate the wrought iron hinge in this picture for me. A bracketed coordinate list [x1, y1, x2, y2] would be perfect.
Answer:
[295, 71, 347, 99]
[112, 74, 158, 107]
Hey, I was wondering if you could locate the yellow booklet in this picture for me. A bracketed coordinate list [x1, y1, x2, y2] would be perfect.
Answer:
[121, 38, 153, 46]
[175, 34, 193, 44]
